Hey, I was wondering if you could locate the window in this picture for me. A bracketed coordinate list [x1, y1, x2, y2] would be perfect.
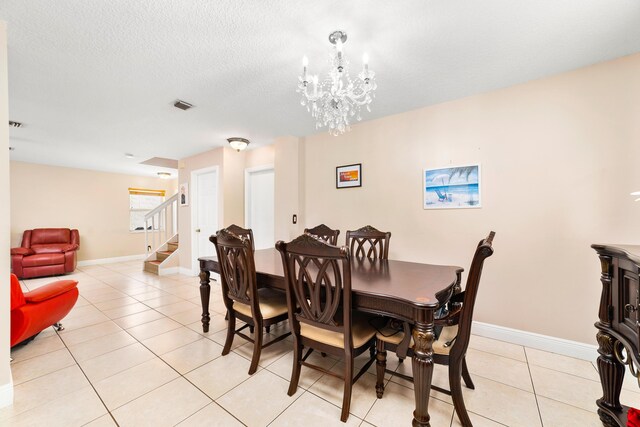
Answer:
[129, 188, 165, 231]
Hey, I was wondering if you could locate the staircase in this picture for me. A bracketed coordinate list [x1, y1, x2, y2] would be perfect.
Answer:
[144, 241, 179, 274]
[143, 193, 179, 275]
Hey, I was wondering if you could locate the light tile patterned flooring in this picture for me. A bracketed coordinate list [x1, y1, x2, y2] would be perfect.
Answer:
[4, 261, 640, 426]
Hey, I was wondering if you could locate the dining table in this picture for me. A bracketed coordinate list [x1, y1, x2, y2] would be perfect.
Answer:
[198, 248, 463, 427]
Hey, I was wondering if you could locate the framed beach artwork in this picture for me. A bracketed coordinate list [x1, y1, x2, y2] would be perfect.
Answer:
[336, 163, 362, 189]
[179, 182, 189, 207]
[423, 164, 481, 209]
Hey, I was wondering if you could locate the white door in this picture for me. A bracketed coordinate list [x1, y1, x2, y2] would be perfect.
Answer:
[191, 167, 219, 273]
[245, 167, 275, 250]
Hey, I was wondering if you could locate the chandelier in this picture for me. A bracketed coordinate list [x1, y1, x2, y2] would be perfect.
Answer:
[297, 30, 377, 136]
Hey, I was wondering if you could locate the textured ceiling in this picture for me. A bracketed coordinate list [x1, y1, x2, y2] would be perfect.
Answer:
[2, 0, 640, 176]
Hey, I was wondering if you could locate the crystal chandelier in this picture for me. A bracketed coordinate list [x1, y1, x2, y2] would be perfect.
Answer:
[297, 30, 377, 136]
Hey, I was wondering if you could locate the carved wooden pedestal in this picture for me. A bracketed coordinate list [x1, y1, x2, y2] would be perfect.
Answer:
[592, 245, 640, 427]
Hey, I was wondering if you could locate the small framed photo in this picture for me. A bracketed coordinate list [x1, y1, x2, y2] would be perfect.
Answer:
[336, 163, 362, 189]
[179, 182, 189, 207]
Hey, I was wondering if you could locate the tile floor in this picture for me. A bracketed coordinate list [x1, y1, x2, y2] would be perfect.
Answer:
[4, 261, 640, 426]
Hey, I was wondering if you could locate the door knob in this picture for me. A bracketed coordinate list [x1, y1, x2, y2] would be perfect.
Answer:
[195, 228, 201, 233]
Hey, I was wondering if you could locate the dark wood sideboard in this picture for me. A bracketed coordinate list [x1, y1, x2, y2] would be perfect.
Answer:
[592, 244, 640, 426]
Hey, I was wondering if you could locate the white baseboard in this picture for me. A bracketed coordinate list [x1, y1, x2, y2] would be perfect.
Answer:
[0, 377, 13, 409]
[179, 267, 196, 277]
[158, 267, 179, 276]
[77, 254, 146, 267]
[472, 321, 598, 362]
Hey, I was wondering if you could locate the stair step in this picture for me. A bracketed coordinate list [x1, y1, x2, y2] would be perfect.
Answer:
[167, 242, 179, 251]
[144, 260, 160, 274]
[156, 251, 173, 261]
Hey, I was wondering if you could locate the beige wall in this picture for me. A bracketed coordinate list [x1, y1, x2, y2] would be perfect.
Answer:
[0, 21, 12, 404]
[274, 136, 304, 241]
[10, 162, 177, 261]
[303, 53, 640, 345]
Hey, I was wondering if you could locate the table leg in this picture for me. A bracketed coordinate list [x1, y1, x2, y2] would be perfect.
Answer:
[411, 321, 435, 427]
[596, 330, 624, 426]
[199, 269, 211, 333]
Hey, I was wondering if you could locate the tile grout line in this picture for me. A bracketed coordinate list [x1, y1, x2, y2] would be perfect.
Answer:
[72, 267, 245, 426]
[524, 347, 545, 427]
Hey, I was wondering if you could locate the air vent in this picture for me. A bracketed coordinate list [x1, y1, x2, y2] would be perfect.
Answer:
[173, 100, 193, 111]
[9, 121, 23, 128]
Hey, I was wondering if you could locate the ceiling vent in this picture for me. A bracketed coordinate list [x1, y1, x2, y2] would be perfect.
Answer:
[9, 121, 23, 128]
[173, 100, 193, 111]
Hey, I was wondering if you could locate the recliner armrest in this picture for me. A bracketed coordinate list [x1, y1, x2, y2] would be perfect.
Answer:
[61, 244, 79, 252]
[24, 280, 78, 303]
[11, 247, 34, 256]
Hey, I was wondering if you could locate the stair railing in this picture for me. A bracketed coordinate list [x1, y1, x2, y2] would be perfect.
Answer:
[144, 193, 178, 255]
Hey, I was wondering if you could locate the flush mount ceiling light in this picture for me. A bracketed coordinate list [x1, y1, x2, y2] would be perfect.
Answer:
[297, 30, 377, 136]
[157, 172, 172, 179]
[227, 137, 250, 152]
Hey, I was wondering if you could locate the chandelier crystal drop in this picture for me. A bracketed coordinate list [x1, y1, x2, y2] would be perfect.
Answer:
[297, 30, 377, 136]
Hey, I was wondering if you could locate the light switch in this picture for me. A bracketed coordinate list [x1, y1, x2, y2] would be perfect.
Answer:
[292, 214, 297, 224]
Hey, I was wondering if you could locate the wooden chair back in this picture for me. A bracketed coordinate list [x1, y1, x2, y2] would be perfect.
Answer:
[304, 224, 340, 246]
[210, 229, 259, 318]
[449, 231, 495, 358]
[276, 234, 353, 347]
[345, 225, 391, 260]
[224, 224, 255, 251]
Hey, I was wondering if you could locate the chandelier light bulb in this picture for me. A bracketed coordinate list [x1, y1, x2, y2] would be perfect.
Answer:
[302, 56, 308, 67]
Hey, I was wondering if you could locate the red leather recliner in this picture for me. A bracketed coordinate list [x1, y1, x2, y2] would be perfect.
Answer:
[11, 228, 80, 279]
[10, 274, 79, 347]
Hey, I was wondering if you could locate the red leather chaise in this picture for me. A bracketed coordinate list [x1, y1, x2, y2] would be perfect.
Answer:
[11, 228, 80, 279]
[10, 273, 79, 347]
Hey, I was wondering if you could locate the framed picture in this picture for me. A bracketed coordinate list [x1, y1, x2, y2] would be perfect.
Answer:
[336, 163, 362, 189]
[423, 164, 481, 209]
[179, 182, 189, 207]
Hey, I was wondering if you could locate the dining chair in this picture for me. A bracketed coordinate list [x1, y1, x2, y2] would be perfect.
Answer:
[374, 231, 495, 427]
[210, 228, 290, 375]
[345, 225, 391, 260]
[225, 224, 255, 251]
[276, 234, 377, 422]
[304, 223, 340, 245]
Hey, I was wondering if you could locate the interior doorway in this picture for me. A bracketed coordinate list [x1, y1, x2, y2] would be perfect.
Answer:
[191, 166, 219, 274]
[245, 166, 275, 250]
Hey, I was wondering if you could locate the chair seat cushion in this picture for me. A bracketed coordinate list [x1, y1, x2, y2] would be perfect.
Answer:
[22, 253, 65, 267]
[300, 312, 376, 349]
[233, 288, 288, 320]
[377, 325, 459, 355]
[31, 244, 66, 254]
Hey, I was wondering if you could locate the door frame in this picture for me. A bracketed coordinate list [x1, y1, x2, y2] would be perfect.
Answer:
[244, 165, 275, 246]
[190, 165, 220, 275]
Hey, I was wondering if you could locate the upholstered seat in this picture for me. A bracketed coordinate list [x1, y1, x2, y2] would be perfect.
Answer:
[10, 273, 79, 347]
[301, 312, 376, 349]
[11, 228, 80, 279]
[375, 325, 458, 355]
[233, 288, 288, 320]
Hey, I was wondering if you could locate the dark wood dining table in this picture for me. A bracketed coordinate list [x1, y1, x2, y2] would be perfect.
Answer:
[198, 249, 463, 427]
